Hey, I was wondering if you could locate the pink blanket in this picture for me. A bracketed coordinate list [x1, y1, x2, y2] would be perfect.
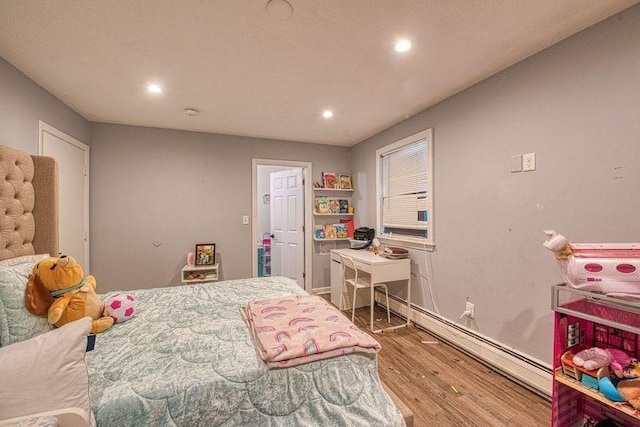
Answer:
[242, 295, 381, 368]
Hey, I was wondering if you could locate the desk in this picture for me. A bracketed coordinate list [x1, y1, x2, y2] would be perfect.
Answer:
[330, 248, 411, 333]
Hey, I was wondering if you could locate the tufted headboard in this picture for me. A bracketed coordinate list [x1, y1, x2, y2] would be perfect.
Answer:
[0, 144, 58, 261]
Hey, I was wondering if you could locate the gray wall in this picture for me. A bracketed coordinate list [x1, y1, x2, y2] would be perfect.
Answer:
[0, 56, 89, 153]
[90, 123, 350, 292]
[352, 6, 640, 365]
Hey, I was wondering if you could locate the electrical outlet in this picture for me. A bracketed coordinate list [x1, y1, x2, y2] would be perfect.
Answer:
[522, 152, 536, 171]
[465, 301, 475, 319]
[242, 215, 249, 225]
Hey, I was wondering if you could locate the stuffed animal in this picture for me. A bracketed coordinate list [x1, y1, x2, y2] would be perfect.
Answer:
[25, 255, 114, 334]
[617, 379, 640, 410]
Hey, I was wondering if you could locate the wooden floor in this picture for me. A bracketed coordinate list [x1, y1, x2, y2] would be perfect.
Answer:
[330, 296, 551, 426]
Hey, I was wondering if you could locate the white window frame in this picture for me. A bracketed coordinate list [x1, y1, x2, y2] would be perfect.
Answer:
[376, 128, 434, 250]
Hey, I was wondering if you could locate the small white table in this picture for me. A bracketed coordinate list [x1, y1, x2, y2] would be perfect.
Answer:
[330, 248, 411, 333]
[181, 264, 219, 284]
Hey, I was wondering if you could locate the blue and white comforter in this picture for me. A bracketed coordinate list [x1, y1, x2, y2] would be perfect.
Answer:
[87, 276, 404, 426]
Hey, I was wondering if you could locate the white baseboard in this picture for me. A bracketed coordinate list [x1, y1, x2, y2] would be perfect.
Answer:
[312, 287, 331, 295]
[379, 294, 552, 397]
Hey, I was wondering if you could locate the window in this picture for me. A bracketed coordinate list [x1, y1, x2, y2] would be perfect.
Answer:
[376, 129, 434, 248]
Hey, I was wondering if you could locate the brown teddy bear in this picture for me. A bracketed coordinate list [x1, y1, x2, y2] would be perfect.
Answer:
[617, 379, 640, 410]
[25, 255, 114, 334]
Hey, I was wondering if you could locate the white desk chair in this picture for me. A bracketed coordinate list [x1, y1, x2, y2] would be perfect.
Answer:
[339, 254, 391, 324]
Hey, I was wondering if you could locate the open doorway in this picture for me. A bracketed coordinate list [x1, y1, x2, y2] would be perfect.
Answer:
[251, 159, 313, 292]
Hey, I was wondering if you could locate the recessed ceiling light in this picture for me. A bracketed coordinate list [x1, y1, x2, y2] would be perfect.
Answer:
[147, 83, 163, 94]
[322, 110, 334, 119]
[394, 39, 412, 53]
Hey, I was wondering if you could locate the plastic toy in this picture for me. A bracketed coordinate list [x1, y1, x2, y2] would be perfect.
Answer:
[598, 376, 625, 402]
[560, 350, 611, 390]
[560, 351, 582, 381]
[543, 230, 640, 299]
[607, 348, 636, 378]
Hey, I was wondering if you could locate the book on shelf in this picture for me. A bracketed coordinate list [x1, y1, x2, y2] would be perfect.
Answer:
[315, 197, 350, 214]
[322, 172, 338, 189]
[317, 223, 349, 239]
[334, 223, 348, 239]
[324, 224, 337, 239]
[314, 225, 325, 239]
[338, 174, 352, 189]
[339, 218, 354, 238]
[315, 197, 331, 214]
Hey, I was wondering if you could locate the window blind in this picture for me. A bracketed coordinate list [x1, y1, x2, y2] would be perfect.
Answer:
[381, 138, 430, 237]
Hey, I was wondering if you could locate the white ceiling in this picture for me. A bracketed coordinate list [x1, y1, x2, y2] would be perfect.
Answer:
[0, 0, 637, 146]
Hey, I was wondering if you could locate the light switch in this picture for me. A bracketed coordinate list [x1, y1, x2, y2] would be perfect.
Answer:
[523, 152, 536, 171]
[242, 215, 249, 225]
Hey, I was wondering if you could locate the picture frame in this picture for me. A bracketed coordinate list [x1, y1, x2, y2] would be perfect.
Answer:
[195, 243, 216, 266]
[338, 174, 352, 189]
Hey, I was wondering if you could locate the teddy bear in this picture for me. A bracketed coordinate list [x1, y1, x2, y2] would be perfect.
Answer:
[617, 379, 640, 410]
[25, 255, 114, 334]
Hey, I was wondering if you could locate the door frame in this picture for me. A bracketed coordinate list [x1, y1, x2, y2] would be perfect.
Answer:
[251, 158, 312, 292]
[38, 121, 90, 271]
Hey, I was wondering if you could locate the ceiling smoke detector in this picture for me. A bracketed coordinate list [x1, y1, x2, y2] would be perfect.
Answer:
[266, 0, 293, 21]
[185, 108, 200, 117]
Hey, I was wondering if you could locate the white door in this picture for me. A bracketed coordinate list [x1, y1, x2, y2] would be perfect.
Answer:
[39, 122, 90, 271]
[270, 168, 304, 287]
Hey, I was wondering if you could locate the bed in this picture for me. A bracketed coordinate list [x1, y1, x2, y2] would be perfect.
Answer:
[0, 144, 405, 426]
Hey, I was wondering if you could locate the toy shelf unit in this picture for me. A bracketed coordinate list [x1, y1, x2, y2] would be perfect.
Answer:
[258, 234, 272, 277]
[313, 187, 354, 244]
[552, 284, 640, 426]
[181, 264, 219, 284]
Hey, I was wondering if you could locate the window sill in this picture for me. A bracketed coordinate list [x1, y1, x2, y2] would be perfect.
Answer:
[377, 236, 435, 251]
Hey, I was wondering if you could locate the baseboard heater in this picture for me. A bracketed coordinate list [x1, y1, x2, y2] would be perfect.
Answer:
[376, 291, 553, 398]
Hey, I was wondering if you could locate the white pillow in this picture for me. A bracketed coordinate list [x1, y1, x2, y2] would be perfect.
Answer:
[0, 254, 51, 346]
[0, 317, 92, 424]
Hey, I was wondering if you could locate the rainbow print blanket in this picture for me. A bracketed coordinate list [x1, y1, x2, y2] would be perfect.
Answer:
[243, 294, 381, 368]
